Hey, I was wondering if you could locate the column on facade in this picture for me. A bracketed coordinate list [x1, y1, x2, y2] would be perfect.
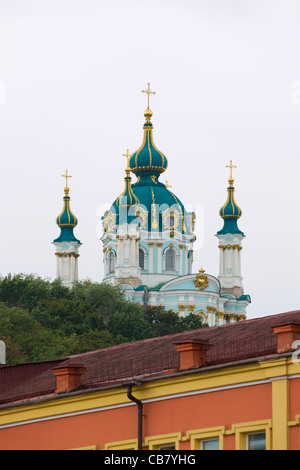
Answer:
[148, 242, 154, 273]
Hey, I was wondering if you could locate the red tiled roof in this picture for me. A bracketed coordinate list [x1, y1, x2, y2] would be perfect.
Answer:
[1, 309, 300, 406]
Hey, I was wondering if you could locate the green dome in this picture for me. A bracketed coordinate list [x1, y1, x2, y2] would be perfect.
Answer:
[129, 108, 168, 176]
[53, 186, 81, 243]
[217, 177, 244, 236]
[131, 176, 189, 233]
[219, 177, 242, 219]
[110, 174, 192, 234]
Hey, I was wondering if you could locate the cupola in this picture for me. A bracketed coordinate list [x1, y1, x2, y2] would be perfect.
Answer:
[129, 83, 168, 178]
[116, 149, 140, 209]
[217, 160, 244, 236]
[53, 170, 81, 243]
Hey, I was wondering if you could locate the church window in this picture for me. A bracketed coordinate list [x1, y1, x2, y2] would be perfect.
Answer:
[139, 249, 145, 270]
[108, 251, 115, 273]
[166, 213, 175, 228]
[166, 248, 175, 271]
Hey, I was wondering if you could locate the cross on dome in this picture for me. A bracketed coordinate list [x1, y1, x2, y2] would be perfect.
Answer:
[61, 169, 72, 189]
[141, 83, 156, 109]
[122, 149, 131, 169]
[225, 160, 237, 187]
[226, 160, 236, 179]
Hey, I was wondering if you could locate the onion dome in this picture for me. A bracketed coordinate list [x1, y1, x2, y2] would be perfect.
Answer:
[129, 84, 168, 177]
[53, 171, 81, 243]
[217, 161, 244, 236]
[115, 151, 139, 209]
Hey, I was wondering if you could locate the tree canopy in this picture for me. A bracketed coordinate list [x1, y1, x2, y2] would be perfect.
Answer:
[0, 274, 207, 365]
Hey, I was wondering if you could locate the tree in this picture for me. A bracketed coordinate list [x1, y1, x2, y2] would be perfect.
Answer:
[144, 306, 182, 337]
[67, 330, 126, 355]
[107, 303, 154, 342]
[0, 275, 208, 365]
[178, 312, 208, 331]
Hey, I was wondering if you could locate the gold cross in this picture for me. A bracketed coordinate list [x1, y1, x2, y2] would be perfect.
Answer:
[141, 83, 156, 109]
[61, 169, 72, 187]
[226, 160, 237, 179]
[165, 180, 172, 189]
[122, 149, 131, 168]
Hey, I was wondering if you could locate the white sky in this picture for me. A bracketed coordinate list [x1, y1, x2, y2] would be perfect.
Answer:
[0, 0, 300, 320]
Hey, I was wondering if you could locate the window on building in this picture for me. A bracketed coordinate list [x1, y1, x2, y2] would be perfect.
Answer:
[166, 248, 175, 271]
[108, 251, 115, 273]
[139, 249, 145, 270]
[158, 444, 176, 450]
[201, 438, 219, 450]
[246, 432, 266, 450]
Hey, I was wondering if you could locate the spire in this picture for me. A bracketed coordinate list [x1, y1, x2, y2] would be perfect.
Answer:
[53, 170, 81, 243]
[129, 83, 168, 177]
[217, 160, 244, 236]
[116, 150, 139, 208]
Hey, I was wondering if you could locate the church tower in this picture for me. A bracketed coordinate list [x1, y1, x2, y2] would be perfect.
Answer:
[216, 161, 245, 298]
[53, 170, 81, 287]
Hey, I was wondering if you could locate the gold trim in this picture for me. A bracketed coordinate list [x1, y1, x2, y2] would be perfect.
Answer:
[151, 189, 158, 229]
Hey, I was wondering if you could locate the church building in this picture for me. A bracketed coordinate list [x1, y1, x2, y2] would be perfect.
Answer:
[52, 84, 250, 326]
[99, 84, 251, 326]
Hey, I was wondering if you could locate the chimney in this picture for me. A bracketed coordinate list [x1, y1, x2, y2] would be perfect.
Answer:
[52, 364, 86, 393]
[273, 322, 300, 353]
[174, 339, 209, 371]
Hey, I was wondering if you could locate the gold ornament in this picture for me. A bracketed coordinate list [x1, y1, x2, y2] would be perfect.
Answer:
[194, 268, 209, 291]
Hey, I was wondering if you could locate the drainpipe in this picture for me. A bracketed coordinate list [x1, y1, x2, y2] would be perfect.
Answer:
[126, 381, 143, 450]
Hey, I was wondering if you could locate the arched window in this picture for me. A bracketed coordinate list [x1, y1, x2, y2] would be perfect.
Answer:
[166, 248, 175, 271]
[139, 248, 145, 270]
[108, 251, 115, 273]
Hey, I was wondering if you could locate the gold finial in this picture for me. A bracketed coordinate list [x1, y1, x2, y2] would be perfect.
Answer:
[122, 149, 131, 172]
[165, 180, 172, 189]
[61, 170, 72, 190]
[141, 82, 156, 109]
[225, 160, 236, 186]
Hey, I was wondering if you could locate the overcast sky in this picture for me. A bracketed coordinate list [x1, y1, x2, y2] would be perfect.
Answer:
[0, 0, 300, 320]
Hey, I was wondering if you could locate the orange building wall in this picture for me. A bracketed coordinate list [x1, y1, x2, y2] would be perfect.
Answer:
[288, 378, 300, 450]
[0, 382, 273, 450]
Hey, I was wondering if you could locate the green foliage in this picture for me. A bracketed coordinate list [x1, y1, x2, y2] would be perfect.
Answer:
[143, 307, 207, 337]
[107, 303, 154, 342]
[0, 274, 206, 365]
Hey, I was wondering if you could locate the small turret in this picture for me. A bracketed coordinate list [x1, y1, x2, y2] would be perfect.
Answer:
[53, 170, 81, 287]
[216, 161, 245, 298]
